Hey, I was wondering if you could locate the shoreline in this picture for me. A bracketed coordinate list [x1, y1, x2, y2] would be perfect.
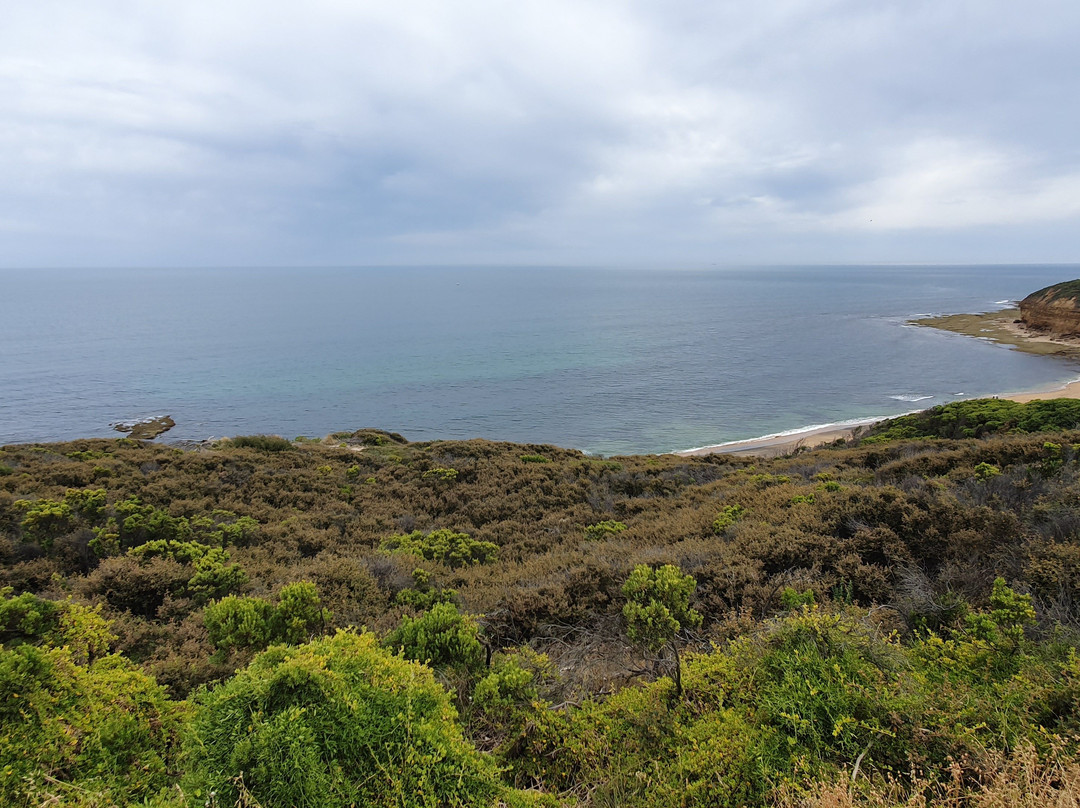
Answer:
[909, 307, 1080, 359]
[677, 377, 1080, 459]
[679, 301, 1080, 460]
[675, 417, 887, 458]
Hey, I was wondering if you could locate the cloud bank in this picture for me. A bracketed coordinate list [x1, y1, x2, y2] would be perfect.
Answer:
[2, 0, 1078, 266]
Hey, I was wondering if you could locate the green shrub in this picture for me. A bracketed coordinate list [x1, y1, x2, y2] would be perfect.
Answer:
[509, 665, 764, 806]
[13, 498, 73, 547]
[422, 467, 459, 482]
[204, 582, 329, 656]
[384, 602, 485, 673]
[473, 648, 553, 713]
[779, 587, 816, 609]
[622, 564, 702, 655]
[470, 648, 558, 755]
[0, 591, 181, 808]
[204, 594, 275, 655]
[185, 630, 534, 808]
[229, 434, 294, 452]
[0, 588, 61, 648]
[914, 578, 1038, 684]
[865, 398, 1080, 442]
[519, 454, 550, 463]
[274, 581, 331, 644]
[724, 605, 915, 786]
[394, 568, 458, 610]
[185, 547, 248, 604]
[63, 488, 107, 521]
[584, 519, 627, 540]
[622, 564, 702, 697]
[381, 528, 498, 568]
[712, 504, 746, 533]
[128, 539, 213, 564]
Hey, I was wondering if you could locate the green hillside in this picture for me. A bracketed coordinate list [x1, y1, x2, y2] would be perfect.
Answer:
[3, 402, 1080, 806]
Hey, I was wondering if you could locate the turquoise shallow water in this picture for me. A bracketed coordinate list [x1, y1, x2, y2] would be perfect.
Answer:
[1, 264, 1078, 455]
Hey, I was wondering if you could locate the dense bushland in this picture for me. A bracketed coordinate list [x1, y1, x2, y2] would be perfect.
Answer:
[3, 402, 1080, 805]
[863, 397, 1080, 441]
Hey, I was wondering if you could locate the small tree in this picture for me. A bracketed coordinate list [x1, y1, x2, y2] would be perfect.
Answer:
[273, 581, 330, 644]
[622, 563, 702, 698]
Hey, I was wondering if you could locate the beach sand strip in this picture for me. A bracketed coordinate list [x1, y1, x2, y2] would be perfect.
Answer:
[678, 381, 1080, 459]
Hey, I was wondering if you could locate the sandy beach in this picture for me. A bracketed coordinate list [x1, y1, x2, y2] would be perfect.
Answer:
[677, 304, 1080, 459]
[676, 418, 884, 458]
[1004, 378, 1080, 403]
[677, 380, 1080, 459]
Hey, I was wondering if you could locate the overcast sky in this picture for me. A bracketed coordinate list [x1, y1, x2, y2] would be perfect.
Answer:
[2, 1, 1078, 267]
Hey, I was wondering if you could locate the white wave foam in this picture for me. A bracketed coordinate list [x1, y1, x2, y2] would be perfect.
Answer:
[678, 415, 891, 454]
[110, 414, 172, 429]
[889, 394, 933, 402]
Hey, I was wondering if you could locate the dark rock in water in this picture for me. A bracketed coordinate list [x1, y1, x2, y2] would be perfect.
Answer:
[111, 415, 176, 440]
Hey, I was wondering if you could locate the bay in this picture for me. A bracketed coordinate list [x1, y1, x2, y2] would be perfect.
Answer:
[1, 264, 1078, 455]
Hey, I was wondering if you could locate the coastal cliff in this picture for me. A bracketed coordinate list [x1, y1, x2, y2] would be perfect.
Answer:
[1020, 279, 1080, 336]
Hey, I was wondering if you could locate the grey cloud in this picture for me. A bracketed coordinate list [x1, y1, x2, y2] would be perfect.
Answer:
[0, 0, 1078, 266]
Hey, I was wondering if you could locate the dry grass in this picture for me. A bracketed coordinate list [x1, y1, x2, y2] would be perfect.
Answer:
[782, 742, 1080, 808]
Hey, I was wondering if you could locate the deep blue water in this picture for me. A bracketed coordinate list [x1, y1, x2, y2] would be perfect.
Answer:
[2, 265, 1078, 455]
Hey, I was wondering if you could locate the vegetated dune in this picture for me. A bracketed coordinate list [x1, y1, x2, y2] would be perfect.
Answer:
[4, 404, 1080, 807]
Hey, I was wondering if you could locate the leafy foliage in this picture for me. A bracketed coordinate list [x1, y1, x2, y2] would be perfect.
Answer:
[381, 528, 498, 568]
[5, 420, 1080, 803]
[0, 590, 182, 808]
[622, 564, 702, 654]
[204, 581, 330, 656]
[865, 397, 1080, 441]
[185, 630, 537, 808]
[583, 519, 627, 540]
[712, 503, 746, 533]
[394, 567, 459, 610]
[384, 601, 485, 673]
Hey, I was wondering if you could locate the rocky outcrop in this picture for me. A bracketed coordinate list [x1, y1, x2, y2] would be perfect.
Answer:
[111, 415, 175, 440]
[1020, 280, 1080, 337]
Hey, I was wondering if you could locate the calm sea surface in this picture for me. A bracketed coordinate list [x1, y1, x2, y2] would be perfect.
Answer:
[2, 265, 1079, 455]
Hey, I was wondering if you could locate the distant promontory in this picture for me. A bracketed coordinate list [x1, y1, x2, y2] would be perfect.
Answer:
[910, 278, 1080, 359]
[1019, 279, 1080, 337]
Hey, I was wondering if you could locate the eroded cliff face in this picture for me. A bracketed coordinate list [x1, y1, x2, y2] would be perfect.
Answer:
[1020, 281, 1080, 337]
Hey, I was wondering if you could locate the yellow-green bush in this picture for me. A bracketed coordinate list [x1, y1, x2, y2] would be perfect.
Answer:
[185, 630, 546, 808]
[0, 591, 183, 808]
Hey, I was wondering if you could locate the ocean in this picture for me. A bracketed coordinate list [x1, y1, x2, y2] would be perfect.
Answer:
[2, 264, 1078, 455]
